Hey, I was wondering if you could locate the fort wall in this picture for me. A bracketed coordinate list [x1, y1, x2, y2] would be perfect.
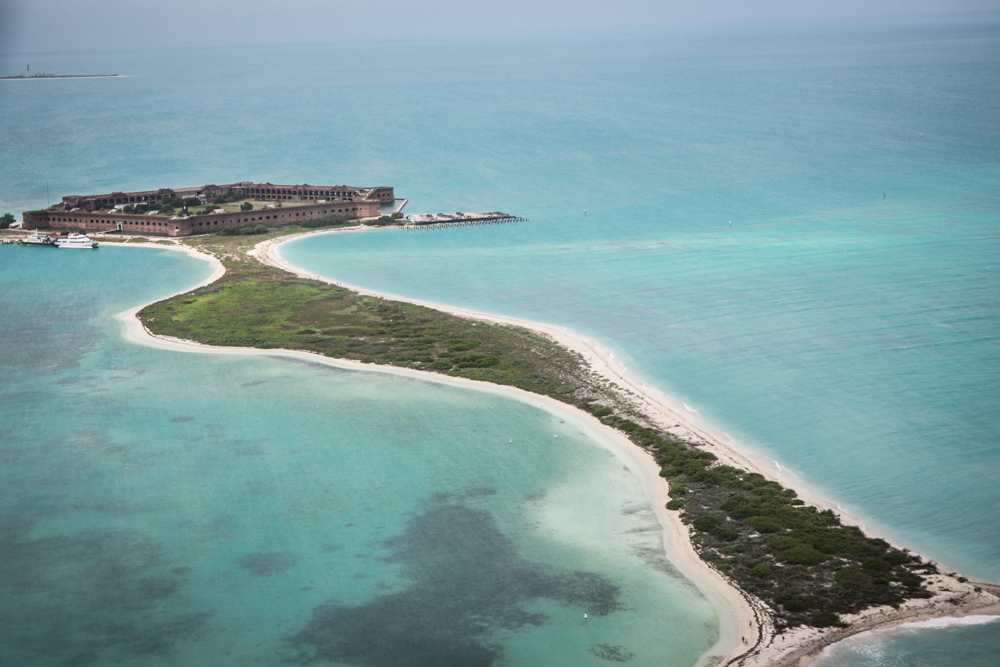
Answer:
[22, 199, 381, 237]
[22, 180, 392, 236]
[56, 181, 394, 212]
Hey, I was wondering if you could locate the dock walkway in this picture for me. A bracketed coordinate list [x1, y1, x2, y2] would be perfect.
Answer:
[403, 212, 526, 230]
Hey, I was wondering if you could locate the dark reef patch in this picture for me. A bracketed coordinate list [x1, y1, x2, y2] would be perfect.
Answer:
[587, 643, 636, 662]
[288, 502, 624, 667]
[169, 416, 194, 423]
[631, 544, 686, 580]
[0, 520, 209, 663]
[429, 486, 498, 503]
[236, 552, 298, 576]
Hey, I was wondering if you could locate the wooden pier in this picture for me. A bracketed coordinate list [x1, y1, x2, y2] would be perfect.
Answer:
[403, 212, 527, 230]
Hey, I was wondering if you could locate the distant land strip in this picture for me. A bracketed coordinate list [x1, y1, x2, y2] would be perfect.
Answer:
[0, 74, 120, 80]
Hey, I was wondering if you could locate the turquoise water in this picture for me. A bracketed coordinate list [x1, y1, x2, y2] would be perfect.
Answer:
[2, 17, 999, 664]
[284, 212, 1000, 581]
[0, 246, 717, 665]
[810, 617, 1000, 667]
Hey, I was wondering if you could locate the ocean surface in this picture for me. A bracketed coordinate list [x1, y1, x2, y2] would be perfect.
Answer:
[2, 17, 999, 664]
[0, 247, 718, 665]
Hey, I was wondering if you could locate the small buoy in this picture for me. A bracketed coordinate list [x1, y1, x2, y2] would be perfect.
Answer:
[584, 613, 588, 621]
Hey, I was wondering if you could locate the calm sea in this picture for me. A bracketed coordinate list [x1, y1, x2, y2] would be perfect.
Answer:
[2, 17, 998, 664]
[0, 247, 717, 665]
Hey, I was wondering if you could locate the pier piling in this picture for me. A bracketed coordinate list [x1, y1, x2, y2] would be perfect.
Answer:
[402, 214, 527, 231]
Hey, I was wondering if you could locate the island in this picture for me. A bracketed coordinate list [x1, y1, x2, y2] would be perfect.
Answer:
[1, 64, 119, 79]
[19, 180, 395, 236]
[15, 183, 999, 666]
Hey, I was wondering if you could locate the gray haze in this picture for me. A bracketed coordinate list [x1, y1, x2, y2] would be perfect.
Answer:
[1, 0, 997, 54]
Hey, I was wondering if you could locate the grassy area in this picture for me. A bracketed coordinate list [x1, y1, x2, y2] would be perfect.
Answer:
[197, 199, 315, 214]
[139, 227, 935, 633]
[178, 217, 360, 261]
[627, 420, 935, 629]
[139, 257, 596, 404]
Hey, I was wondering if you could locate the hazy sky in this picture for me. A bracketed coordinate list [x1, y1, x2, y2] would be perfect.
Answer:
[1, 0, 996, 54]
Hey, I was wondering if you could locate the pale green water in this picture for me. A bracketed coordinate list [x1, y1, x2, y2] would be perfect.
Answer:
[0, 245, 716, 666]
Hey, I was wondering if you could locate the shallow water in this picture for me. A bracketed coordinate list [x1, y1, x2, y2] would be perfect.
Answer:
[0, 246, 717, 665]
[810, 617, 1000, 667]
[2, 17, 998, 664]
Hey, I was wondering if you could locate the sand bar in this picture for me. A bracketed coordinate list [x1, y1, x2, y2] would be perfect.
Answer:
[112, 236, 998, 666]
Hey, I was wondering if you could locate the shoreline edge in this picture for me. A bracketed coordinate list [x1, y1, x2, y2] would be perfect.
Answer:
[113, 233, 999, 667]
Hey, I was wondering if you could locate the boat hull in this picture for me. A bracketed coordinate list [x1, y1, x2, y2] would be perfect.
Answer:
[54, 234, 99, 249]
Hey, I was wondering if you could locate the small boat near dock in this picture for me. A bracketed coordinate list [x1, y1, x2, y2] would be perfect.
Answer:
[55, 233, 99, 249]
[19, 232, 57, 247]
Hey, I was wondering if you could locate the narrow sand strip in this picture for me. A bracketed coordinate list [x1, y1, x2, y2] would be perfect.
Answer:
[253, 230, 881, 532]
[109, 239, 752, 665]
[114, 237, 999, 667]
[253, 230, 1000, 664]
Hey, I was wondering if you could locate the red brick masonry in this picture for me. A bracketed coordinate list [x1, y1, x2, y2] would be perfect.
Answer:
[21, 181, 393, 237]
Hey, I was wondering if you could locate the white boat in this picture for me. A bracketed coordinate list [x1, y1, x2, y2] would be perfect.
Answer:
[55, 233, 99, 249]
[19, 232, 55, 247]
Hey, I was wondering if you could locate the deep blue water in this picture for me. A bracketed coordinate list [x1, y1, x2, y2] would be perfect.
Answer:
[2, 17, 999, 665]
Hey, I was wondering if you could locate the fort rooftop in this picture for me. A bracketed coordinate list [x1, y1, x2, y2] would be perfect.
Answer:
[21, 181, 394, 237]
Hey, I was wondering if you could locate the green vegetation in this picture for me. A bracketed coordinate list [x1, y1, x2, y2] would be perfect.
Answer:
[138, 227, 936, 634]
[140, 257, 589, 404]
[0, 213, 14, 229]
[299, 214, 353, 229]
[637, 428, 934, 629]
[217, 223, 269, 236]
[363, 215, 403, 227]
[241, 202, 254, 212]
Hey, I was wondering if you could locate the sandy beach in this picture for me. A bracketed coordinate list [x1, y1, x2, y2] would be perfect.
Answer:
[117, 235, 999, 666]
